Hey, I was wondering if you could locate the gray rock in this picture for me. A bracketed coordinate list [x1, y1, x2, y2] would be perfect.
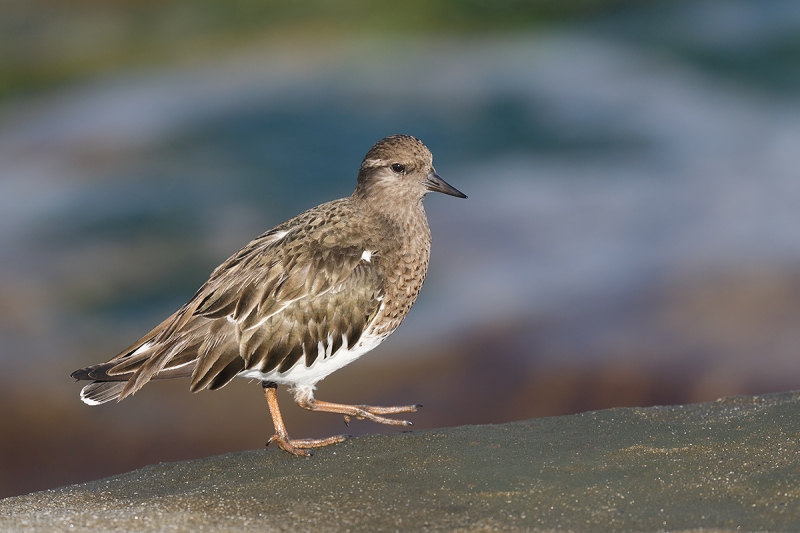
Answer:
[2, 392, 800, 532]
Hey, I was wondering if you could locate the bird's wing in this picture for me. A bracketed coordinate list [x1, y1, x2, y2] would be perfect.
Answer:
[75, 226, 386, 401]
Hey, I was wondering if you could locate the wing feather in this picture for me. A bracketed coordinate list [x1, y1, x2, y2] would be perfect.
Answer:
[190, 341, 239, 392]
[207, 357, 246, 390]
[71, 202, 387, 400]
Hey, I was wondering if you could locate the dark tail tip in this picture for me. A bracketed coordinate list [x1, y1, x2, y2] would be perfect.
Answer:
[71, 368, 91, 381]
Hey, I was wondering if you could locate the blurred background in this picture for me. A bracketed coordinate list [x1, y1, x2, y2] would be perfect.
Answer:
[2, 0, 800, 498]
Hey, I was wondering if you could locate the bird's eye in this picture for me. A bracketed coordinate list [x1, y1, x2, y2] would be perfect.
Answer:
[391, 163, 406, 174]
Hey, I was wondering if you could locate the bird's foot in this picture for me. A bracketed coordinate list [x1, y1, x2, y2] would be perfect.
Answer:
[295, 395, 422, 427]
[266, 433, 349, 457]
[342, 403, 422, 426]
[358, 403, 422, 415]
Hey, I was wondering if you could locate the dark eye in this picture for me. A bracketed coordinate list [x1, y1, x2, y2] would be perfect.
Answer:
[391, 163, 405, 174]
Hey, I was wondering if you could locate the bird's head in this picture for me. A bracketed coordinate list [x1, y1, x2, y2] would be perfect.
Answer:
[354, 135, 466, 206]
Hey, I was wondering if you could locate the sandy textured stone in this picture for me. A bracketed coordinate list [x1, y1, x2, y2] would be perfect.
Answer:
[2, 392, 800, 532]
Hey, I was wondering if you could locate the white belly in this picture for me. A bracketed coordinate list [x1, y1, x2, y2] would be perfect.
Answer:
[235, 331, 387, 388]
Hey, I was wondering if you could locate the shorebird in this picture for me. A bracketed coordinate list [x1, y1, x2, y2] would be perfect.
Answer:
[71, 134, 466, 456]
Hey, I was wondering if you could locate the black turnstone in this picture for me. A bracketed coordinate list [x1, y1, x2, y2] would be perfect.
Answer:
[71, 134, 466, 456]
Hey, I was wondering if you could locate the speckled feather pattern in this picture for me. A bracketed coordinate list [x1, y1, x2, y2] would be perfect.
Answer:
[72, 135, 456, 405]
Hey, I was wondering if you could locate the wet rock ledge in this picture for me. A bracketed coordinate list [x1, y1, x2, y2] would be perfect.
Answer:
[2, 392, 800, 532]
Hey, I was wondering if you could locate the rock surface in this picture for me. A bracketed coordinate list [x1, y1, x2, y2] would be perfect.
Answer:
[2, 392, 800, 532]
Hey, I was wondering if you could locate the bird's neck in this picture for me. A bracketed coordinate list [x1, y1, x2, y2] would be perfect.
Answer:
[352, 190, 430, 240]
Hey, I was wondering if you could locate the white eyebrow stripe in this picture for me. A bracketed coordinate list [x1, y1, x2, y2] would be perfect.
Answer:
[361, 159, 384, 168]
[361, 250, 372, 262]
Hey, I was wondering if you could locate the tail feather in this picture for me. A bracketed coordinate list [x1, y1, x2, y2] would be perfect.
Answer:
[118, 339, 197, 400]
[71, 363, 128, 382]
[72, 306, 243, 405]
[79, 382, 126, 405]
[72, 364, 196, 405]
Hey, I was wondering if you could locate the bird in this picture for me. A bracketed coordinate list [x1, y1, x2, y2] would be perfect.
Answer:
[71, 134, 466, 456]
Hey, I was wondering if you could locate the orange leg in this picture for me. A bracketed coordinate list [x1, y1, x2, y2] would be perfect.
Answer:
[262, 381, 348, 457]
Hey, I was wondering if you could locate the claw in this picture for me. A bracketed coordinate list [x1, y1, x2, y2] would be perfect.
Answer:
[343, 415, 351, 426]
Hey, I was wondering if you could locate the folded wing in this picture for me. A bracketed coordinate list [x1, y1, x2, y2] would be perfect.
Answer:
[72, 226, 385, 404]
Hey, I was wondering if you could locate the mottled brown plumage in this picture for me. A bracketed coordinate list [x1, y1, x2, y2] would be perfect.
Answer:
[71, 134, 465, 455]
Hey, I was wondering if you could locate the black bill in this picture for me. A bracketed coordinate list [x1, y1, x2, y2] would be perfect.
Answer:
[425, 170, 467, 199]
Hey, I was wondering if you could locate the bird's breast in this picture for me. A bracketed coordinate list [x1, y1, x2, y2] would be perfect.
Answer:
[369, 219, 431, 337]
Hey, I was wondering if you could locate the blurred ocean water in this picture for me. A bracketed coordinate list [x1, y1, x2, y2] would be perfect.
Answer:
[1, 0, 800, 497]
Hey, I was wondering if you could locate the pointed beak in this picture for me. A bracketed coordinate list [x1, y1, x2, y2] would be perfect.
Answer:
[425, 170, 467, 199]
